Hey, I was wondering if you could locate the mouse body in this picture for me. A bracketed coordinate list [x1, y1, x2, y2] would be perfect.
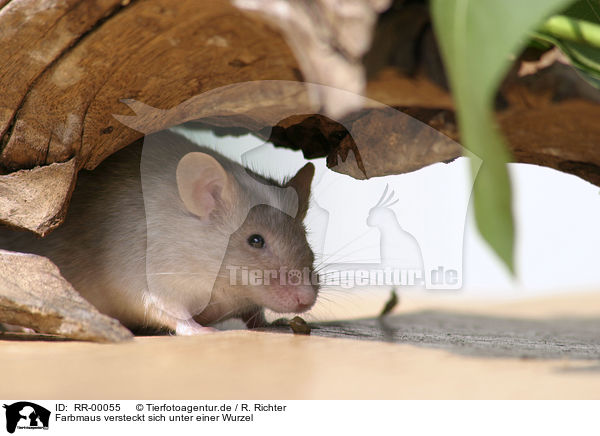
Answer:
[0, 130, 318, 335]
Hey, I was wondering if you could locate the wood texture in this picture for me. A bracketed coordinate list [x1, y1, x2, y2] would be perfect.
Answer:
[0, 0, 300, 173]
[0, 158, 76, 235]
[0, 249, 132, 342]
[0, 0, 599, 237]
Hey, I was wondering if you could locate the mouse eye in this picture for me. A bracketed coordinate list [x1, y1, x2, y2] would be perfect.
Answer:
[247, 234, 265, 249]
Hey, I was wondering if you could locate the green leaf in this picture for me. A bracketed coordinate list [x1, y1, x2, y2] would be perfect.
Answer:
[563, 0, 600, 22]
[430, 0, 574, 273]
[534, 28, 600, 88]
[536, 1, 600, 88]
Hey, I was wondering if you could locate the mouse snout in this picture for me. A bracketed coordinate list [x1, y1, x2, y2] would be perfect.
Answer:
[264, 282, 318, 314]
[292, 284, 317, 312]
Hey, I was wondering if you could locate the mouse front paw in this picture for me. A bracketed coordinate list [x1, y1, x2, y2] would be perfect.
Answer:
[175, 319, 218, 335]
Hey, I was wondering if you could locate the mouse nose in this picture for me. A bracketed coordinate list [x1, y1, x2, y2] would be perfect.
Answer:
[293, 285, 317, 311]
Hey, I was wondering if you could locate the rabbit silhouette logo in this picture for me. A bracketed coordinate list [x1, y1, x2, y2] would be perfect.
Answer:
[3, 402, 50, 434]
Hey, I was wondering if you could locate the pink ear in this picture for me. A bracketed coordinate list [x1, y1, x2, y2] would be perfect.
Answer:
[176, 152, 231, 218]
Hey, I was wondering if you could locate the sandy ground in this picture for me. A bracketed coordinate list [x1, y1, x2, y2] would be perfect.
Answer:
[1, 292, 599, 399]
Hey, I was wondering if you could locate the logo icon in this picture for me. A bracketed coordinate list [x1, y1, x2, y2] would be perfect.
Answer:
[3, 402, 50, 434]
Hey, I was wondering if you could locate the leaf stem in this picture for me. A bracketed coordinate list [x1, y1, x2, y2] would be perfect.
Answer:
[540, 15, 600, 48]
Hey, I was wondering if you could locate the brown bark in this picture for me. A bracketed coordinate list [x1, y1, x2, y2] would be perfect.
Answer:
[0, 0, 598, 236]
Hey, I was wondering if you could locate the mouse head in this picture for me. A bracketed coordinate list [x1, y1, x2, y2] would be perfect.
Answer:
[175, 153, 319, 314]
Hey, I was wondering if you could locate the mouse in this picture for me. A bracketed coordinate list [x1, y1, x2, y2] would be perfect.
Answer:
[0, 130, 319, 335]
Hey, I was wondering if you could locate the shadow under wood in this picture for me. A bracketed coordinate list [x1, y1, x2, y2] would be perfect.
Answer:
[0, 332, 72, 342]
[262, 311, 600, 361]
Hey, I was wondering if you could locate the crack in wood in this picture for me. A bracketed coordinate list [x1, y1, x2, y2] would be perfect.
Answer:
[0, 0, 137, 168]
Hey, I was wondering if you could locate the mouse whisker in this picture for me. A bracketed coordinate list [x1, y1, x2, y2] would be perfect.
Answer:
[313, 246, 383, 268]
[314, 248, 375, 266]
[143, 272, 211, 276]
[313, 258, 387, 274]
[241, 309, 261, 327]
[311, 228, 371, 265]
[213, 306, 243, 325]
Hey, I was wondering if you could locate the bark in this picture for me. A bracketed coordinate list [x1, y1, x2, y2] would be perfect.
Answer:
[0, 0, 598, 227]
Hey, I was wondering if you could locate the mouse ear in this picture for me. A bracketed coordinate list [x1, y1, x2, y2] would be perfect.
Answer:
[286, 162, 315, 221]
[176, 152, 232, 219]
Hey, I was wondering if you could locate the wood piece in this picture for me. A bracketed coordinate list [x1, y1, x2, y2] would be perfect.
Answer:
[0, 0, 300, 172]
[234, 0, 391, 117]
[0, 249, 133, 342]
[0, 0, 599, 237]
[0, 158, 77, 236]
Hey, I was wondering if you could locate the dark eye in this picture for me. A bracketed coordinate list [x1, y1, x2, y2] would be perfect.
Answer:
[247, 234, 265, 249]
